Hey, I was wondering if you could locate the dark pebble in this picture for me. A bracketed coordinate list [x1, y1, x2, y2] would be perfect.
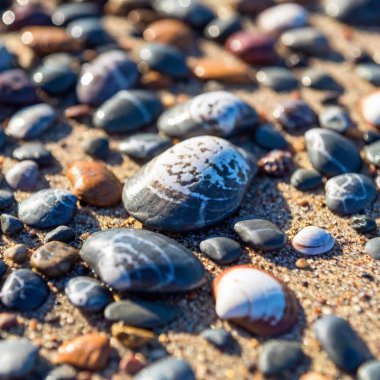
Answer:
[363, 130, 380, 145]
[258, 149, 293, 177]
[13, 142, 53, 166]
[364, 140, 380, 167]
[44, 226, 76, 243]
[0, 260, 7, 277]
[0, 44, 14, 72]
[302, 69, 342, 91]
[4, 244, 29, 264]
[357, 360, 380, 380]
[204, 16, 242, 43]
[319, 106, 354, 134]
[52, 2, 100, 26]
[254, 124, 288, 150]
[0, 190, 14, 210]
[0, 214, 23, 236]
[83, 136, 109, 159]
[356, 64, 380, 85]
[291, 169, 323, 191]
[201, 328, 233, 350]
[364, 237, 380, 260]
[199, 237, 242, 264]
[350, 216, 377, 233]
[256, 67, 298, 91]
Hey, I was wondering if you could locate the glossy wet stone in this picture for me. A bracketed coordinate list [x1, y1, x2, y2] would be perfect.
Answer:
[258, 149, 293, 177]
[65, 276, 112, 312]
[358, 360, 380, 380]
[135, 357, 195, 380]
[291, 169, 323, 191]
[305, 129, 361, 176]
[122, 136, 255, 231]
[44, 226, 75, 244]
[256, 67, 298, 91]
[319, 106, 354, 134]
[0, 214, 23, 236]
[0, 339, 39, 379]
[105, 299, 178, 327]
[204, 16, 242, 44]
[0, 269, 49, 311]
[83, 136, 109, 159]
[77, 50, 139, 106]
[201, 328, 233, 349]
[18, 189, 77, 229]
[93, 90, 163, 133]
[0, 69, 39, 105]
[254, 124, 288, 150]
[302, 69, 342, 91]
[5, 160, 39, 191]
[80, 228, 205, 293]
[52, 2, 100, 26]
[0, 44, 14, 72]
[225, 31, 277, 65]
[13, 142, 53, 166]
[199, 237, 242, 264]
[139, 43, 189, 79]
[313, 315, 372, 372]
[7, 103, 56, 140]
[356, 64, 380, 85]
[350, 216, 377, 233]
[325, 173, 376, 215]
[157, 91, 258, 138]
[31, 241, 78, 277]
[118, 133, 171, 160]
[364, 237, 380, 260]
[258, 340, 305, 376]
[67, 161, 122, 207]
[364, 140, 380, 167]
[273, 99, 317, 131]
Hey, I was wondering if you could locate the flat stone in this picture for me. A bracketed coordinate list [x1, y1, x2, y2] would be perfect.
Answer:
[18, 189, 77, 229]
[204, 16, 242, 43]
[0, 269, 49, 311]
[31, 241, 78, 277]
[325, 173, 376, 215]
[256, 67, 298, 91]
[201, 328, 233, 349]
[5, 160, 39, 191]
[364, 237, 380, 260]
[361, 91, 380, 127]
[313, 315, 372, 372]
[302, 69, 342, 91]
[199, 237, 242, 264]
[0, 190, 14, 210]
[44, 226, 75, 243]
[350, 216, 377, 233]
[52, 2, 100, 26]
[234, 218, 286, 251]
[65, 276, 112, 312]
[66, 161, 122, 207]
[319, 106, 354, 134]
[356, 64, 380, 85]
[13, 142, 53, 166]
[0, 214, 24, 236]
[254, 124, 288, 150]
[4, 244, 29, 264]
[357, 360, 380, 380]
[291, 169, 323, 191]
[83, 137, 109, 159]
[80, 228, 205, 293]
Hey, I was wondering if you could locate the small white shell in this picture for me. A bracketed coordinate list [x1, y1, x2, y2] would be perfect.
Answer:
[292, 226, 335, 255]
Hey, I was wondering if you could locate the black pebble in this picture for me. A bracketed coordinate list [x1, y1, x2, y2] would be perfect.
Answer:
[204, 16, 242, 43]
[199, 237, 242, 264]
[13, 142, 53, 166]
[290, 169, 323, 191]
[254, 124, 288, 150]
[0, 214, 24, 236]
[44, 226, 76, 243]
[201, 328, 233, 350]
[0, 190, 14, 210]
[350, 216, 377, 233]
[363, 130, 380, 145]
[0, 260, 7, 277]
[83, 136, 109, 159]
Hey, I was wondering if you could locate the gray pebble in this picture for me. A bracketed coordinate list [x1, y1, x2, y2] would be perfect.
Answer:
[290, 169, 323, 191]
[0, 214, 23, 235]
[45, 365, 77, 380]
[319, 106, 354, 134]
[44, 226, 75, 243]
[256, 67, 298, 91]
[0, 189, 14, 210]
[364, 237, 380, 260]
[201, 328, 233, 349]
[199, 237, 242, 264]
[13, 142, 53, 166]
[357, 360, 380, 380]
[5, 160, 39, 191]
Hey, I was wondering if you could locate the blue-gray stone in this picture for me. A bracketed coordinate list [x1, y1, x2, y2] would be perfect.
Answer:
[364, 237, 380, 260]
[67, 18, 112, 47]
[254, 124, 287, 150]
[201, 328, 233, 349]
[356, 64, 380, 86]
[0, 190, 14, 210]
[0, 44, 14, 72]
[0, 214, 23, 236]
[302, 69, 342, 91]
[5, 160, 40, 191]
[0, 260, 7, 277]
[45, 364, 77, 380]
[256, 67, 298, 92]
[44, 226, 75, 243]
[199, 237, 241, 264]
[290, 169, 323, 191]
[364, 140, 380, 167]
[204, 16, 242, 43]
[358, 360, 380, 380]
[83, 136, 109, 159]
[319, 106, 354, 134]
[13, 142, 53, 166]
[52, 2, 100, 26]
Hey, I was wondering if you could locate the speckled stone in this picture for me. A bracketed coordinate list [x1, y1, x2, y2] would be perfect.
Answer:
[83, 137, 109, 159]
[350, 216, 377, 233]
[0, 269, 49, 311]
[201, 328, 233, 349]
[44, 226, 75, 243]
[80, 228, 205, 293]
[361, 91, 380, 127]
[234, 218, 286, 251]
[254, 124, 288, 150]
[258, 149, 293, 177]
[0, 214, 23, 236]
[291, 169, 323, 191]
[199, 237, 242, 264]
[319, 106, 354, 134]
[122, 136, 255, 231]
[302, 69, 342, 91]
[305, 128, 361, 176]
[204, 16, 242, 44]
[18, 189, 77, 229]
[325, 173, 377, 215]
[52, 2, 100, 26]
[357, 360, 380, 380]
[364, 237, 380, 260]
[5, 160, 39, 191]
[0, 190, 14, 210]
[256, 67, 298, 91]
[356, 64, 380, 85]
[65, 276, 112, 312]
[313, 315, 372, 372]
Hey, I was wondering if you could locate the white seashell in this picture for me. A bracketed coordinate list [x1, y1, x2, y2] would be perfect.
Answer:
[361, 91, 380, 127]
[292, 226, 335, 255]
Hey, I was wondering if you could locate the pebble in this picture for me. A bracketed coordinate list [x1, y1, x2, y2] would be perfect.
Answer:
[5, 160, 39, 191]
[225, 31, 278, 65]
[80, 228, 205, 293]
[357, 360, 380, 380]
[56, 333, 111, 371]
[291, 169, 323, 191]
[258, 149, 293, 177]
[234, 218, 287, 251]
[18, 189, 77, 229]
[0, 312, 17, 329]
[325, 173, 376, 215]
[350, 216, 377, 233]
[256, 67, 298, 91]
[204, 16, 242, 44]
[67, 161, 122, 207]
[45, 365, 77, 380]
[0, 261, 7, 277]
[319, 106, 354, 134]
[31, 241, 78, 277]
[104, 299, 178, 327]
[0, 269, 49, 311]
[199, 237, 242, 264]
[112, 323, 156, 348]
[0, 44, 14, 72]
[93, 90, 163, 133]
[235, 0, 274, 15]
[0, 190, 13, 210]
[4, 244, 29, 264]
[119, 352, 146, 375]
[118, 133, 171, 160]
[52, 2, 100, 27]
[0, 339, 39, 379]
[364, 140, 380, 167]
[158, 91, 258, 138]
[363, 129, 380, 145]
[292, 226, 335, 255]
[0, 214, 24, 236]
[361, 91, 380, 127]
[65, 276, 112, 312]
[356, 64, 380, 85]
[254, 124, 288, 150]
[139, 43, 189, 79]
[44, 226, 76, 243]
[257, 3, 308, 34]
[213, 265, 298, 335]
[135, 357, 195, 380]
[364, 237, 380, 260]
[83, 136, 109, 159]
[6, 103, 57, 140]
[305, 128, 361, 176]
[122, 136, 255, 231]
[13, 142, 53, 166]
[302, 69, 342, 92]
[201, 328, 233, 349]
[76, 50, 139, 106]
[313, 315, 372, 372]
[258, 340, 305, 376]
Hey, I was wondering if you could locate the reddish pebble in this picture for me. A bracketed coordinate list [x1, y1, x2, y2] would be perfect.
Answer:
[0, 312, 18, 330]
[119, 352, 146, 375]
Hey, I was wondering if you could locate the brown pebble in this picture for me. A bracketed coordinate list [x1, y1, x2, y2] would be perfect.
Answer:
[295, 258, 309, 269]
[141, 71, 173, 89]
[56, 333, 111, 371]
[4, 244, 29, 264]
[112, 323, 156, 349]
[0, 312, 18, 330]
[258, 150, 293, 177]
[128, 9, 160, 29]
[119, 352, 146, 375]
[67, 161, 122, 207]
[64, 104, 93, 120]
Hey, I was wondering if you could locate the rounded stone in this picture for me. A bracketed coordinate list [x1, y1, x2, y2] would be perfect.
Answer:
[292, 226, 335, 255]
[45, 365, 77, 380]
[364, 237, 380, 260]
[350, 216, 377, 233]
[13, 142, 53, 166]
[4, 244, 29, 264]
[199, 237, 242, 264]
[18, 189, 77, 229]
[363, 129, 380, 145]
[80, 228, 205, 293]
[254, 124, 288, 150]
[256, 67, 298, 91]
[357, 360, 380, 380]
[204, 16, 242, 44]
[52, 2, 100, 27]
[301, 69, 342, 92]
[65, 276, 112, 312]
[0, 269, 49, 311]
[258, 149, 293, 177]
[44, 226, 75, 243]
[83, 137, 109, 159]
[325, 173, 377, 215]
[5, 160, 39, 191]
[201, 328, 233, 349]
[291, 169, 323, 191]
[364, 140, 380, 167]
[0, 214, 24, 236]
[356, 64, 380, 85]
[319, 106, 354, 134]
[361, 91, 380, 127]
[0, 190, 14, 210]
[122, 136, 255, 231]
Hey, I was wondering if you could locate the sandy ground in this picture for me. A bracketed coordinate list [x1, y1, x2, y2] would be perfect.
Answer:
[0, 1, 379, 379]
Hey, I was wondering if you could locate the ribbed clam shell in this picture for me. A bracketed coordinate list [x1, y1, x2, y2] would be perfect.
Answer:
[157, 91, 258, 139]
[213, 265, 298, 336]
[292, 226, 335, 255]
